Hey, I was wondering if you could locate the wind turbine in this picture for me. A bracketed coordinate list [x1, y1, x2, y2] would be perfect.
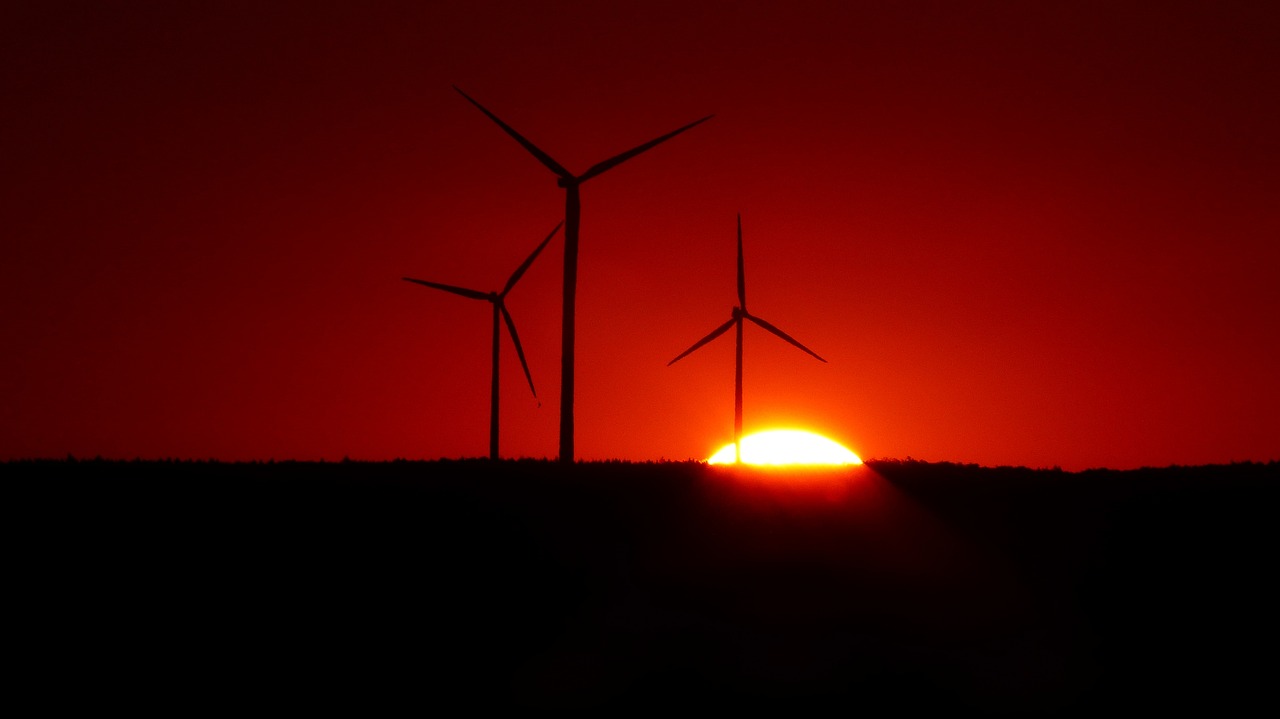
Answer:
[668, 214, 826, 462]
[453, 86, 712, 463]
[403, 221, 562, 460]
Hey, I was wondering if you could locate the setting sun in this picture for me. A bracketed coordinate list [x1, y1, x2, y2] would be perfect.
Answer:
[708, 430, 863, 466]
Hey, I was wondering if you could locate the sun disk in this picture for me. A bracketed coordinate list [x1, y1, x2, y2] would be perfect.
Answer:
[708, 429, 862, 466]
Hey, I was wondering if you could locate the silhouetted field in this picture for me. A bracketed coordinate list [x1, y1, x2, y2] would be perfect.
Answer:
[8, 458, 1278, 711]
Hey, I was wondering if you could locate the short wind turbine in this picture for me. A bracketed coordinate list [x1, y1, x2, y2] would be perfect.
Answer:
[454, 86, 712, 463]
[403, 221, 562, 460]
[668, 214, 826, 462]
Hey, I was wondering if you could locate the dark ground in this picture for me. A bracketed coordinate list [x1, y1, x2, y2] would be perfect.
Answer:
[8, 458, 1278, 712]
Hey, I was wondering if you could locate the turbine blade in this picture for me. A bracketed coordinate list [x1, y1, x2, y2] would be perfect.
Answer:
[453, 86, 573, 179]
[500, 304, 537, 398]
[503, 221, 563, 296]
[577, 114, 714, 184]
[737, 213, 746, 312]
[403, 277, 491, 302]
[745, 314, 827, 362]
[667, 317, 737, 366]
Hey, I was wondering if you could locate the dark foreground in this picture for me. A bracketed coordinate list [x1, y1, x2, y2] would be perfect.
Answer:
[8, 458, 1279, 711]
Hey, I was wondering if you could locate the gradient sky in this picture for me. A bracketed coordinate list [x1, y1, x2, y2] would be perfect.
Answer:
[4, 1, 1277, 469]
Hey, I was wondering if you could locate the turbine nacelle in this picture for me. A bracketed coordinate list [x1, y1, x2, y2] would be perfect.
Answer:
[669, 216, 826, 367]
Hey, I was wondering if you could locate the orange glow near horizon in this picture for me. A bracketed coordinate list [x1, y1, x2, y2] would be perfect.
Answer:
[708, 430, 863, 466]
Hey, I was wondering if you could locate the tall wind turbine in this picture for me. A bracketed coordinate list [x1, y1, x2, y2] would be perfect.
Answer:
[668, 215, 826, 462]
[454, 86, 712, 463]
[403, 221, 562, 460]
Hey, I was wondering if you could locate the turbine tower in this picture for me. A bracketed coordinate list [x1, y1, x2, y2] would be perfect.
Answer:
[667, 214, 826, 462]
[454, 86, 712, 463]
[403, 222, 562, 460]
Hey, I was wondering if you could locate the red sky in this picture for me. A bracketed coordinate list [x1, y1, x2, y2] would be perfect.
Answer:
[3, 1, 1277, 469]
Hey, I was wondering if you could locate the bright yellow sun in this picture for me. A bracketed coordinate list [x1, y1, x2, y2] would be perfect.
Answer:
[708, 429, 863, 466]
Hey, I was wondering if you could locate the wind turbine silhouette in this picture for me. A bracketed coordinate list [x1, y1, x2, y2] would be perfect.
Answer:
[403, 221, 562, 460]
[668, 214, 826, 462]
[454, 86, 712, 463]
